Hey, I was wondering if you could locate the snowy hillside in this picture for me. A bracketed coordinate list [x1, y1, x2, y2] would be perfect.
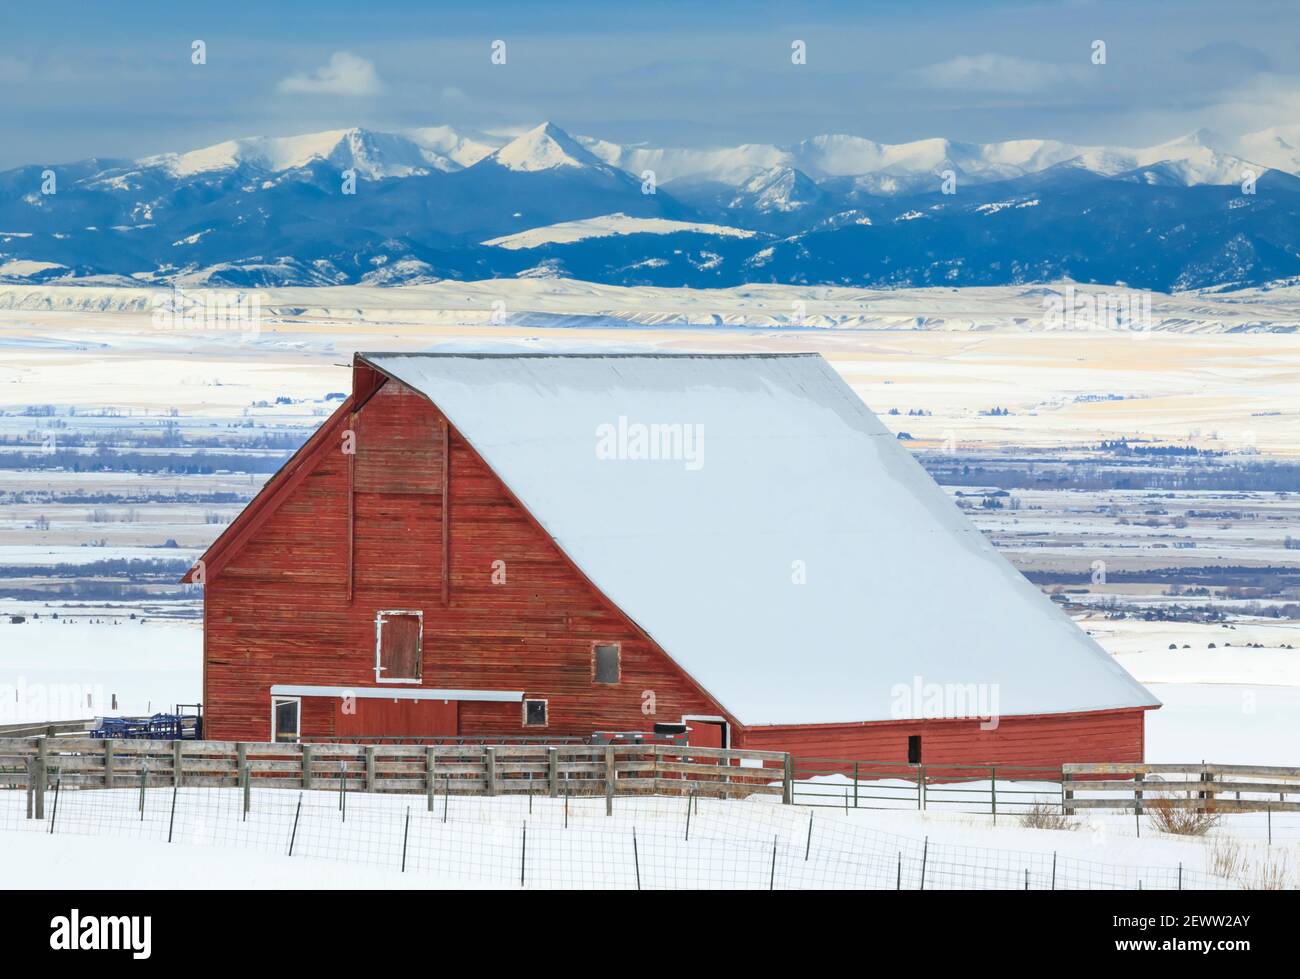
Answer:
[482, 213, 756, 249]
[1, 279, 1297, 334]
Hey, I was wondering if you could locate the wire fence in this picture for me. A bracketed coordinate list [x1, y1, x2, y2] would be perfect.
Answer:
[2, 776, 1288, 889]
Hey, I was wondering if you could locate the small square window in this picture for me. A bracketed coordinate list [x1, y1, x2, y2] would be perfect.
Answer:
[593, 642, 620, 684]
[273, 697, 300, 743]
[523, 699, 548, 727]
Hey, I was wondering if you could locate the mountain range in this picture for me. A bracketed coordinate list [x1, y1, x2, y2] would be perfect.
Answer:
[3, 121, 1300, 291]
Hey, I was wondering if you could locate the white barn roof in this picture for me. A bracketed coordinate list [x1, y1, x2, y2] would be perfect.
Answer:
[362, 352, 1158, 726]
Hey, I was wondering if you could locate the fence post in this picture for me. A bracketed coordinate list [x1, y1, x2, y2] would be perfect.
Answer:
[173, 739, 183, 787]
[1134, 771, 1144, 818]
[548, 747, 558, 798]
[25, 757, 34, 819]
[33, 739, 46, 820]
[242, 764, 251, 817]
[605, 745, 615, 816]
[990, 767, 997, 825]
[485, 747, 497, 797]
[782, 753, 793, 805]
[301, 743, 313, 790]
[236, 742, 248, 789]
[402, 808, 410, 873]
[1062, 767, 1074, 816]
[365, 745, 376, 793]
[918, 765, 926, 810]
[853, 761, 859, 809]
[1198, 767, 1214, 814]
[138, 760, 147, 819]
[426, 746, 436, 812]
[104, 738, 115, 789]
[48, 773, 61, 834]
[168, 779, 178, 843]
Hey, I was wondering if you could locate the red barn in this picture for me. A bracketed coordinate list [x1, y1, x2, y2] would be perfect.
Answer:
[187, 352, 1157, 766]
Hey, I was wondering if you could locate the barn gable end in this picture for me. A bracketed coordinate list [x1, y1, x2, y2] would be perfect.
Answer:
[199, 363, 732, 742]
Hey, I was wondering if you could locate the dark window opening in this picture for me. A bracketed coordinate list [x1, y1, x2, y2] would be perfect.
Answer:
[273, 698, 300, 743]
[524, 699, 548, 727]
[593, 642, 621, 684]
[907, 735, 922, 765]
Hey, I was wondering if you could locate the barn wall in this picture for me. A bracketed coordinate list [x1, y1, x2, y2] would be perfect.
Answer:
[738, 707, 1148, 770]
[203, 373, 727, 742]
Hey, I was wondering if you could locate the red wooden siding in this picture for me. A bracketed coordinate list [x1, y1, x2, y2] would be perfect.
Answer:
[334, 698, 458, 738]
[738, 707, 1148, 770]
[202, 365, 730, 742]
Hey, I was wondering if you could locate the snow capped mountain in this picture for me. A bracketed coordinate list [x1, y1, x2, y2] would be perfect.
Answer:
[1234, 124, 1300, 179]
[404, 126, 502, 168]
[3, 120, 1300, 291]
[114, 121, 1296, 189]
[139, 127, 456, 179]
[578, 137, 789, 186]
[729, 167, 822, 212]
[1074, 130, 1257, 186]
[485, 122, 613, 173]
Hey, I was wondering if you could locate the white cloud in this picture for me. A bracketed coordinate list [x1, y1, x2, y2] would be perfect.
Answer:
[913, 53, 1086, 93]
[278, 52, 383, 96]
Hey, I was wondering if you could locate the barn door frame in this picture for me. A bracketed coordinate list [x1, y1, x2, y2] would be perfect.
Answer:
[681, 713, 729, 748]
[271, 696, 301, 743]
[374, 609, 424, 684]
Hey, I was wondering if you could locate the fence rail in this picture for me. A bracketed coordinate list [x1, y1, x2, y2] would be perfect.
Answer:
[1062, 762, 1300, 815]
[0, 737, 792, 809]
[788, 758, 1300, 827]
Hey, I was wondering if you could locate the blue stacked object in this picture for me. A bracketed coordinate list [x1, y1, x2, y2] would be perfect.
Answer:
[91, 712, 201, 740]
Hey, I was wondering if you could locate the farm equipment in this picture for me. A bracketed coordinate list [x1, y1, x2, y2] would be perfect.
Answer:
[90, 704, 202, 740]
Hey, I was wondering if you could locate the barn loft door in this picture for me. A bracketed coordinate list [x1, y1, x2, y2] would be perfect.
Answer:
[376, 611, 422, 682]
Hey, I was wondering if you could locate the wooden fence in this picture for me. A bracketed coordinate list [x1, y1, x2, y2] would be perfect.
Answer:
[1062, 762, 1300, 814]
[0, 737, 793, 813]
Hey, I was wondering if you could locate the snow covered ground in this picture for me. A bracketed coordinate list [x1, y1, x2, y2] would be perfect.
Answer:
[2, 830, 476, 889]
[1, 785, 1291, 889]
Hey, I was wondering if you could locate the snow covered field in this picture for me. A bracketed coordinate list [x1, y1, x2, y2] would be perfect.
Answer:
[1, 784, 1291, 889]
[0, 612, 200, 721]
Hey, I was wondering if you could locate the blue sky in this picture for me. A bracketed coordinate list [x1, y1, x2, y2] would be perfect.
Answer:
[2, 0, 1297, 167]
